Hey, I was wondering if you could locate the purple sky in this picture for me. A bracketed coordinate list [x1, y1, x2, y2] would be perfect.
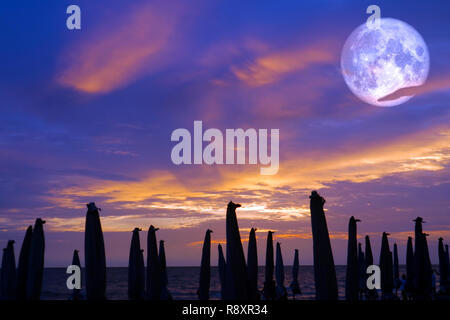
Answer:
[0, 0, 449, 266]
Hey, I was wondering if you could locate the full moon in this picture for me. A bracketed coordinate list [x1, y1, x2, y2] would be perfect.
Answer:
[341, 18, 430, 107]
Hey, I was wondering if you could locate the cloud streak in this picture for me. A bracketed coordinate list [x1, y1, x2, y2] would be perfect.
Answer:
[57, 3, 180, 93]
[232, 41, 337, 86]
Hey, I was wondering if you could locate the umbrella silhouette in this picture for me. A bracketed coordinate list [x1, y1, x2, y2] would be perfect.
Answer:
[128, 228, 145, 300]
[247, 228, 259, 300]
[309, 191, 338, 300]
[0, 240, 17, 300]
[345, 216, 360, 300]
[26, 218, 45, 300]
[198, 229, 212, 300]
[262, 231, 276, 300]
[146, 225, 161, 300]
[225, 201, 248, 299]
[290, 249, 302, 299]
[16, 225, 32, 300]
[84, 203, 106, 300]
[275, 242, 287, 300]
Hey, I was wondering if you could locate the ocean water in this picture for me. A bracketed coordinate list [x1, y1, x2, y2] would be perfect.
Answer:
[40, 265, 412, 300]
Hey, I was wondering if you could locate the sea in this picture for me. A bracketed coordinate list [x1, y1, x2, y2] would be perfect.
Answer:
[40, 265, 416, 300]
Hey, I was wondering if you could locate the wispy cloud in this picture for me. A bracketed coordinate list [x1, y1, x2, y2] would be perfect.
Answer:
[231, 41, 337, 86]
[57, 3, 181, 93]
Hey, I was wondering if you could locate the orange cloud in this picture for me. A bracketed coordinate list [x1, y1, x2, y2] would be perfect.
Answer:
[274, 229, 450, 242]
[42, 125, 449, 232]
[57, 3, 180, 93]
[187, 239, 227, 247]
[232, 42, 336, 86]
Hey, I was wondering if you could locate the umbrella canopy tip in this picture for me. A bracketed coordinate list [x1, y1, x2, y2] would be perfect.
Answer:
[227, 201, 241, 209]
[309, 190, 326, 205]
[86, 202, 100, 211]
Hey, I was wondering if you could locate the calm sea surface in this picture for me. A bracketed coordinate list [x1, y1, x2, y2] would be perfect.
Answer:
[40, 266, 413, 300]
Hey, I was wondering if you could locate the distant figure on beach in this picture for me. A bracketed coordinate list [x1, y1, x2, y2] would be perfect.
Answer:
[431, 269, 437, 298]
[400, 274, 407, 301]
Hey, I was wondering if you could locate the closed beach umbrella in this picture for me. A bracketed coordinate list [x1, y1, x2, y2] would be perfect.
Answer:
[0, 240, 17, 300]
[225, 201, 248, 299]
[159, 240, 171, 300]
[446, 245, 450, 287]
[423, 233, 432, 298]
[262, 231, 276, 300]
[198, 229, 212, 300]
[413, 217, 432, 300]
[379, 232, 393, 299]
[146, 225, 161, 300]
[218, 244, 227, 299]
[345, 216, 360, 300]
[357, 243, 365, 299]
[71, 249, 82, 300]
[26, 218, 45, 300]
[309, 191, 338, 300]
[290, 249, 301, 298]
[84, 203, 106, 300]
[438, 238, 448, 293]
[393, 243, 400, 295]
[365, 235, 378, 299]
[406, 236, 414, 295]
[128, 228, 145, 300]
[16, 225, 32, 300]
[247, 228, 259, 300]
[275, 242, 287, 300]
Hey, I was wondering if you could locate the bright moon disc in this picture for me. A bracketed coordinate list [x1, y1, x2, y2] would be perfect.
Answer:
[341, 18, 429, 107]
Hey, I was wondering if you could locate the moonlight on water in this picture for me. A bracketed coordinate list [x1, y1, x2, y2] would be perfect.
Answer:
[341, 18, 430, 107]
